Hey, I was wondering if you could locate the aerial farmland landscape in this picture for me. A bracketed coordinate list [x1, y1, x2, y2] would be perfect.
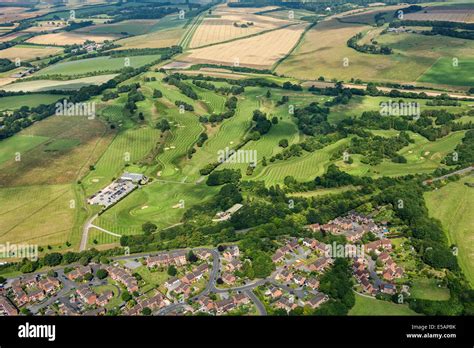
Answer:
[0, 0, 473, 344]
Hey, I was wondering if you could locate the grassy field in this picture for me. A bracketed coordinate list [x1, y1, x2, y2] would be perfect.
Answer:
[418, 57, 474, 87]
[36, 55, 160, 76]
[349, 293, 421, 315]
[277, 18, 474, 85]
[0, 93, 67, 111]
[0, 115, 114, 187]
[410, 278, 451, 301]
[0, 184, 76, 248]
[425, 176, 474, 288]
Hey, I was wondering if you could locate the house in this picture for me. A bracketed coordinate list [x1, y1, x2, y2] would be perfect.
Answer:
[293, 274, 306, 286]
[120, 172, 148, 184]
[276, 269, 293, 283]
[354, 269, 369, 281]
[365, 239, 392, 254]
[12, 286, 28, 306]
[286, 239, 299, 251]
[67, 266, 92, 281]
[165, 277, 181, 291]
[197, 296, 214, 312]
[380, 283, 396, 295]
[233, 293, 250, 305]
[378, 252, 391, 264]
[0, 295, 18, 316]
[222, 273, 236, 285]
[28, 289, 45, 303]
[96, 291, 114, 307]
[308, 257, 332, 272]
[226, 259, 242, 272]
[173, 283, 191, 296]
[274, 297, 297, 313]
[213, 203, 243, 221]
[306, 293, 328, 309]
[306, 278, 319, 290]
[76, 286, 97, 305]
[265, 285, 283, 299]
[106, 266, 138, 292]
[346, 228, 366, 243]
[223, 246, 240, 261]
[194, 249, 212, 260]
[307, 223, 321, 232]
[215, 298, 236, 315]
[360, 278, 375, 294]
[146, 250, 187, 268]
[38, 277, 60, 294]
[272, 251, 285, 263]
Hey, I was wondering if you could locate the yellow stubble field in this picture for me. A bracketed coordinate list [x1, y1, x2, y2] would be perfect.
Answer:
[184, 23, 308, 69]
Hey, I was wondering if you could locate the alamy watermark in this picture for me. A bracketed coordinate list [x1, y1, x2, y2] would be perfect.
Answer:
[380, 99, 420, 119]
[217, 147, 257, 167]
[324, 242, 364, 259]
[55, 99, 96, 119]
[0, 242, 38, 261]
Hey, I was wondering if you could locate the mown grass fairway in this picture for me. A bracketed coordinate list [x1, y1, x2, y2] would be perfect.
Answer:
[349, 293, 421, 315]
[425, 176, 474, 287]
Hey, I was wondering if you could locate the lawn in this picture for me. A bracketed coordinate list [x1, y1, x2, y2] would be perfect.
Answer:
[425, 176, 474, 288]
[349, 293, 421, 316]
[410, 278, 451, 301]
[0, 93, 67, 112]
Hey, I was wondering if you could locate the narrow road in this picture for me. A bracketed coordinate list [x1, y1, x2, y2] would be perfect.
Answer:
[244, 289, 267, 316]
[422, 166, 474, 185]
[80, 214, 98, 251]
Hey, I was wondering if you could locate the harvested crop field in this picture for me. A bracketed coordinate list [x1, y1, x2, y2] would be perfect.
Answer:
[115, 27, 185, 49]
[184, 23, 307, 68]
[189, 5, 291, 48]
[0, 44, 63, 61]
[404, 5, 474, 23]
[1, 74, 117, 92]
[27, 31, 120, 45]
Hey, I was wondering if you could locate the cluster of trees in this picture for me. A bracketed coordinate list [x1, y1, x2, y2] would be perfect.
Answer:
[422, 27, 474, 40]
[347, 32, 392, 55]
[251, 110, 272, 136]
[282, 81, 303, 91]
[316, 258, 355, 315]
[293, 102, 333, 136]
[347, 131, 412, 165]
[64, 20, 93, 32]
[124, 86, 145, 113]
[0, 58, 19, 73]
[206, 169, 242, 186]
[199, 96, 237, 124]
[444, 129, 474, 167]
[175, 100, 194, 111]
[164, 75, 198, 100]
